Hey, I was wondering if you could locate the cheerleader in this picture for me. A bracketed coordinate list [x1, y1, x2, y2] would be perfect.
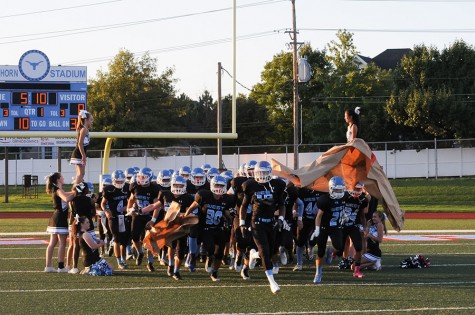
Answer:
[71, 110, 93, 185]
[44, 173, 77, 273]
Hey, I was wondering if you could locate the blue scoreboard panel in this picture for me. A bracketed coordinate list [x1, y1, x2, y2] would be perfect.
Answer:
[0, 82, 87, 131]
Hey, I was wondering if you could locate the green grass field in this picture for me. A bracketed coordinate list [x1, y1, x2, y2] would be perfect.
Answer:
[0, 239, 474, 314]
[1, 178, 474, 314]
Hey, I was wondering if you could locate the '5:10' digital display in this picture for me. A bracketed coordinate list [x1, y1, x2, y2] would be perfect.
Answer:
[12, 92, 57, 105]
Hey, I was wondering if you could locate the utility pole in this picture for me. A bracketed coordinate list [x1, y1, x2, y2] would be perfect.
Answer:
[291, 0, 299, 169]
[217, 62, 223, 170]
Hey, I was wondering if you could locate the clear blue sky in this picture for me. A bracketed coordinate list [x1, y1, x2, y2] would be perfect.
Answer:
[2, 0, 475, 100]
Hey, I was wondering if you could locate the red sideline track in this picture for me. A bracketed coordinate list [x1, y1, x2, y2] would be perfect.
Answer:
[0, 212, 475, 219]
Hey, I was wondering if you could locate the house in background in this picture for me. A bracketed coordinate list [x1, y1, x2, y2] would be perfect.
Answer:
[356, 48, 412, 70]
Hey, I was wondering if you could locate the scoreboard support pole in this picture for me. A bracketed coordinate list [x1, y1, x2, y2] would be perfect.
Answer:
[4, 147, 8, 203]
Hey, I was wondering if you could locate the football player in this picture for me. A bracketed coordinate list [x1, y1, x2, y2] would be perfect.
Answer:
[145, 175, 194, 279]
[293, 186, 323, 271]
[102, 170, 131, 270]
[338, 182, 368, 277]
[185, 175, 236, 281]
[239, 160, 286, 294]
[311, 176, 346, 283]
[184, 167, 209, 271]
[127, 167, 160, 272]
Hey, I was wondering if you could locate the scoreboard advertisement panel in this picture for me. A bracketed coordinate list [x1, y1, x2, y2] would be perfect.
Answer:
[0, 50, 87, 132]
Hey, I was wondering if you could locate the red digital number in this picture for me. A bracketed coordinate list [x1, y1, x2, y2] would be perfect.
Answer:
[60, 109, 65, 117]
[70, 118, 77, 130]
[78, 103, 85, 112]
[3, 109, 8, 117]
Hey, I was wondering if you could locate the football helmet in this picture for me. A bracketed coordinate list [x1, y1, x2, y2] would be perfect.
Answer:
[190, 167, 206, 186]
[202, 163, 212, 174]
[245, 160, 257, 178]
[125, 167, 137, 182]
[254, 161, 272, 184]
[111, 170, 126, 189]
[329, 176, 345, 199]
[171, 175, 187, 195]
[237, 163, 247, 177]
[179, 166, 192, 180]
[102, 177, 113, 187]
[221, 170, 233, 182]
[137, 167, 153, 186]
[211, 175, 227, 195]
[349, 182, 364, 198]
[133, 166, 140, 173]
[207, 167, 220, 182]
[157, 169, 172, 187]
[86, 182, 94, 197]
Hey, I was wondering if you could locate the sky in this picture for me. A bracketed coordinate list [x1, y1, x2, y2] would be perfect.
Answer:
[2, 0, 475, 100]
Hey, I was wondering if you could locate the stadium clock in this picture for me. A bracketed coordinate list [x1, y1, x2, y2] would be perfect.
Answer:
[0, 50, 87, 131]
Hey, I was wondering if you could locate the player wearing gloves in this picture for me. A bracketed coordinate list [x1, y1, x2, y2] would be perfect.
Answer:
[239, 161, 286, 294]
[312, 176, 347, 283]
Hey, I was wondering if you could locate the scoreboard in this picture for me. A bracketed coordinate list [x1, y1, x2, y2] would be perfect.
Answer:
[0, 50, 87, 132]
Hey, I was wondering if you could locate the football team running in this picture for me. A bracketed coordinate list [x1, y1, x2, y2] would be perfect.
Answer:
[44, 160, 387, 294]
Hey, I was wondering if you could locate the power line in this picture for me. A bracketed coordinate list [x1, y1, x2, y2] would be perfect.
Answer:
[0, 0, 286, 44]
[300, 28, 475, 33]
[0, 0, 123, 19]
[63, 31, 281, 65]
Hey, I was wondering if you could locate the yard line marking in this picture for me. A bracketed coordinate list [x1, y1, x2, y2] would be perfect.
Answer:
[1, 281, 474, 293]
[202, 306, 475, 315]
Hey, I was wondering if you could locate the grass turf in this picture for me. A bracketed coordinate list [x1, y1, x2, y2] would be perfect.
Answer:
[0, 240, 474, 314]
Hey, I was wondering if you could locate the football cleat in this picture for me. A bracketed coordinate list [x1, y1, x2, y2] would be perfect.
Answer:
[57, 267, 70, 273]
[136, 252, 144, 266]
[313, 273, 323, 283]
[167, 266, 174, 277]
[307, 246, 315, 260]
[241, 266, 250, 280]
[270, 282, 281, 294]
[210, 271, 220, 282]
[147, 262, 155, 272]
[249, 249, 259, 270]
[279, 246, 288, 265]
[172, 272, 183, 280]
[293, 264, 303, 272]
[159, 258, 167, 266]
[205, 258, 213, 273]
[229, 256, 235, 270]
[272, 266, 279, 274]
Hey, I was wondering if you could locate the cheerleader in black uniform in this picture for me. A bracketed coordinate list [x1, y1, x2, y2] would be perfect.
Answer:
[44, 173, 77, 273]
[70, 110, 93, 185]
[73, 216, 113, 276]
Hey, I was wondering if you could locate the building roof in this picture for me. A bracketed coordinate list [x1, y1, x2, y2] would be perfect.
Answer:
[371, 48, 412, 70]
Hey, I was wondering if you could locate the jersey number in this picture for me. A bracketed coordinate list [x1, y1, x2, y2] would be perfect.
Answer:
[206, 210, 223, 226]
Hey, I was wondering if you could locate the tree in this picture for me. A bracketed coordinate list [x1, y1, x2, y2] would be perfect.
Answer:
[387, 41, 475, 139]
[88, 49, 176, 149]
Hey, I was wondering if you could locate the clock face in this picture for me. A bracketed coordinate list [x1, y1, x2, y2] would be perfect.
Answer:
[18, 50, 51, 81]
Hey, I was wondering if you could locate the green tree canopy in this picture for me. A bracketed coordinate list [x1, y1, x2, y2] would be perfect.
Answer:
[387, 41, 475, 139]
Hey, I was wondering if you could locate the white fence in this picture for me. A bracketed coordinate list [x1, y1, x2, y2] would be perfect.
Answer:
[1, 146, 474, 185]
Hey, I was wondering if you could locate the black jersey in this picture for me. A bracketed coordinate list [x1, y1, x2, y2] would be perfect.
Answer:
[316, 193, 346, 228]
[103, 183, 130, 216]
[157, 190, 195, 214]
[131, 184, 160, 215]
[343, 194, 368, 227]
[230, 176, 247, 206]
[70, 195, 95, 225]
[186, 179, 210, 196]
[242, 178, 286, 221]
[195, 190, 236, 228]
[52, 189, 68, 212]
[283, 184, 299, 221]
[299, 187, 324, 220]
